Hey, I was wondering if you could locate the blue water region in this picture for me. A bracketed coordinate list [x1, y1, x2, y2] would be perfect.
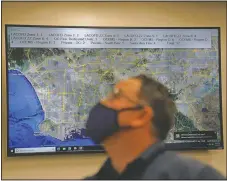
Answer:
[8, 69, 95, 149]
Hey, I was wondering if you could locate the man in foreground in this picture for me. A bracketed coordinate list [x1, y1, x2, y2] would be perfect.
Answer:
[85, 74, 225, 179]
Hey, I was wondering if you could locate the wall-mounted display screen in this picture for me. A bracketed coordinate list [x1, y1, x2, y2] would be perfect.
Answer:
[6, 25, 223, 156]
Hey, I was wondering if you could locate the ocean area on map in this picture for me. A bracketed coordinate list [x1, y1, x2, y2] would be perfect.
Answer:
[8, 69, 95, 148]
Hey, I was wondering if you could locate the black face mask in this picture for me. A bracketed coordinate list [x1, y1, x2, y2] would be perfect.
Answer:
[86, 103, 143, 144]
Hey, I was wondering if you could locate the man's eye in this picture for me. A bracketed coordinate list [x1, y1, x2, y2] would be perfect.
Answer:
[113, 87, 120, 95]
[114, 93, 121, 98]
[111, 92, 119, 99]
[111, 91, 121, 100]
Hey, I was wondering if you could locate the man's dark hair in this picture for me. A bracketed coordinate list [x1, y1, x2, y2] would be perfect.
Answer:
[136, 74, 177, 140]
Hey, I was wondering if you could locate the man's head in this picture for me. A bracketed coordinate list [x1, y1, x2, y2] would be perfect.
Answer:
[86, 74, 177, 143]
[136, 74, 177, 140]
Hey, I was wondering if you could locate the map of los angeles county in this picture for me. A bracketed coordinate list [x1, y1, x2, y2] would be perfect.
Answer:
[6, 26, 223, 155]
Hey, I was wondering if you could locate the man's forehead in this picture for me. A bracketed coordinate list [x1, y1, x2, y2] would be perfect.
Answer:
[114, 78, 142, 96]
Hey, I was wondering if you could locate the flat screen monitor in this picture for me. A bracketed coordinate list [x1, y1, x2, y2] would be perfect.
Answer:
[6, 25, 224, 156]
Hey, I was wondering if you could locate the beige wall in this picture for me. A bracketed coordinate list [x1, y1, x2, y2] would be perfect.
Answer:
[2, 2, 226, 179]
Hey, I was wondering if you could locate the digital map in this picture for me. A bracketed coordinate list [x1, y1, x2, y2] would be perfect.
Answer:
[7, 35, 222, 146]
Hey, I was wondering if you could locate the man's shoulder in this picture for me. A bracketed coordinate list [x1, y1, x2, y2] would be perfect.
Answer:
[143, 151, 225, 179]
[83, 159, 117, 180]
[83, 151, 225, 180]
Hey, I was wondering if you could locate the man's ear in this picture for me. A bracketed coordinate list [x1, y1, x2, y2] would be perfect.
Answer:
[130, 106, 153, 128]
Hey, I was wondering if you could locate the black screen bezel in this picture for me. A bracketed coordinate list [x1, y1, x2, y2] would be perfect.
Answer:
[5, 25, 224, 157]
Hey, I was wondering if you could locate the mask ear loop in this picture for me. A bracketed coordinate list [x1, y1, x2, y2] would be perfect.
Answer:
[115, 88, 144, 106]
[117, 105, 148, 130]
[107, 88, 151, 129]
[118, 105, 144, 112]
[113, 88, 153, 119]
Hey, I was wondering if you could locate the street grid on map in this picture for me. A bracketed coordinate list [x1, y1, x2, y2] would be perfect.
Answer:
[7, 35, 221, 143]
